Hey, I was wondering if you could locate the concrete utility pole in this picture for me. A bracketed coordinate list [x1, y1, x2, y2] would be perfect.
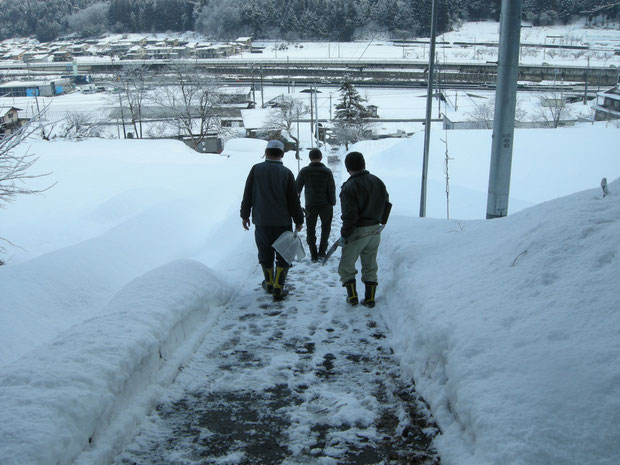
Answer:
[486, 0, 522, 219]
[314, 85, 320, 146]
[583, 56, 590, 105]
[419, 0, 439, 218]
[309, 89, 314, 148]
[260, 65, 264, 107]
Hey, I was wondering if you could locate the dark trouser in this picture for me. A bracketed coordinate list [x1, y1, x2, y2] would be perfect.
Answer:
[255, 225, 292, 269]
[305, 204, 333, 254]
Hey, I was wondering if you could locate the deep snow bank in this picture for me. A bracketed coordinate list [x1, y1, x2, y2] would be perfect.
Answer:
[0, 138, 251, 367]
[0, 260, 231, 465]
[380, 179, 620, 465]
[364, 126, 620, 220]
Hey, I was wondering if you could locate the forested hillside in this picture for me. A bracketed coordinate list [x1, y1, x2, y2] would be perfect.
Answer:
[0, 0, 615, 42]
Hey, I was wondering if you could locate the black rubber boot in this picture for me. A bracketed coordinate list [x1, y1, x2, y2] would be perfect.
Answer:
[362, 281, 378, 308]
[309, 244, 318, 262]
[344, 280, 358, 305]
[261, 266, 274, 293]
[273, 266, 289, 300]
[318, 239, 328, 258]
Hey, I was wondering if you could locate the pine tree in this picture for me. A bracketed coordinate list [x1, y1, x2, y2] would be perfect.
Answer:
[334, 77, 370, 122]
[333, 77, 373, 149]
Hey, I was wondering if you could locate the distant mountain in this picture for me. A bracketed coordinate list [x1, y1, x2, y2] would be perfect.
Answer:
[0, 0, 614, 43]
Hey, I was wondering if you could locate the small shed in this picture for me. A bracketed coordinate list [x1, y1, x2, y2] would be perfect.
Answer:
[235, 37, 253, 49]
[593, 86, 620, 121]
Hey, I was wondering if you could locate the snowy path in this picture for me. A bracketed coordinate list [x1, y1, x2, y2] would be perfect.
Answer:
[113, 253, 439, 463]
[112, 157, 439, 464]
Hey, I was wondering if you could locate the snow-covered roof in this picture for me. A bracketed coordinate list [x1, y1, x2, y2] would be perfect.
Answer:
[597, 86, 620, 101]
[0, 79, 58, 87]
[218, 86, 251, 95]
[240, 108, 277, 129]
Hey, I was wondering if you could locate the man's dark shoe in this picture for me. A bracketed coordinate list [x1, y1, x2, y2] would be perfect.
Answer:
[362, 281, 377, 308]
[344, 280, 358, 305]
[309, 244, 318, 262]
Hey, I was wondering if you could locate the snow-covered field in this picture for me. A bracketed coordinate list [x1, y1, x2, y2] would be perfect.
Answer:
[241, 20, 620, 66]
[1, 19, 620, 465]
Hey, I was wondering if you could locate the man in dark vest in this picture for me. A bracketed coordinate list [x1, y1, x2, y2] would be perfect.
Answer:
[241, 140, 304, 300]
[338, 151, 390, 308]
[296, 148, 336, 262]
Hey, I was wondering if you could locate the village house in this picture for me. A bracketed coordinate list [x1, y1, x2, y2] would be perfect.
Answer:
[218, 86, 253, 105]
[126, 46, 147, 60]
[194, 43, 236, 59]
[144, 45, 176, 60]
[109, 42, 133, 56]
[593, 86, 620, 121]
[2, 49, 26, 61]
[52, 50, 72, 62]
[69, 44, 88, 56]
[171, 46, 190, 58]
[0, 106, 26, 137]
[235, 37, 253, 50]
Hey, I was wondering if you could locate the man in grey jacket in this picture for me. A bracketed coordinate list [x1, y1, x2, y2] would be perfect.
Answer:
[241, 140, 304, 300]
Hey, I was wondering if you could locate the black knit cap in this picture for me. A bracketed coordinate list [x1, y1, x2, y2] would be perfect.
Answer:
[345, 152, 365, 172]
[309, 148, 322, 160]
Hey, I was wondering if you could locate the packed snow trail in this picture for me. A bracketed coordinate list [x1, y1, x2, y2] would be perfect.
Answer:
[113, 244, 439, 463]
[113, 156, 439, 464]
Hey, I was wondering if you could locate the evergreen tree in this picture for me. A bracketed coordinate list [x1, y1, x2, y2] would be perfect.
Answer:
[333, 77, 373, 149]
[335, 77, 370, 122]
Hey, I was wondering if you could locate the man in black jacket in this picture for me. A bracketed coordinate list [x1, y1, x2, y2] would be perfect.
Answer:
[296, 148, 336, 262]
[241, 140, 304, 300]
[339, 151, 389, 308]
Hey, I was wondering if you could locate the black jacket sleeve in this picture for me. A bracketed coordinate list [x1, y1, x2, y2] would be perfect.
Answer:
[240, 166, 255, 220]
[339, 185, 358, 239]
[295, 168, 305, 196]
[287, 171, 305, 225]
[327, 170, 336, 206]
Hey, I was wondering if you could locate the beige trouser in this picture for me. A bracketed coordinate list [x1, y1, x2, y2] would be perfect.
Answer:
[338, 225, 382, 284]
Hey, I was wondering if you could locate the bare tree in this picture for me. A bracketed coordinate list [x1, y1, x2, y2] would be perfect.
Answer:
[466, 99, 494, 129]
[152, 64, 224, 150]
[59, 111, 105, 139]
[535, 92, 574, 128]
[263, 95, 307, 149]
[467, 97, 528, 129]
[1, 114, 55, 262]
[116, 65, 151, 138]
[332, 117, 376, 150]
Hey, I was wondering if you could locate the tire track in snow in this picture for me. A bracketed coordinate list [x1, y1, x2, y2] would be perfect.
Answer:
[113, 154, 440, 465]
